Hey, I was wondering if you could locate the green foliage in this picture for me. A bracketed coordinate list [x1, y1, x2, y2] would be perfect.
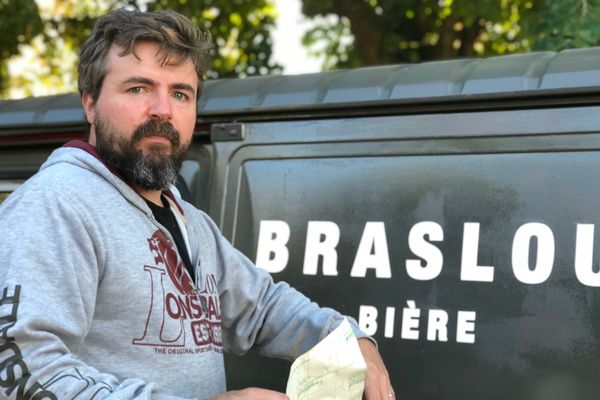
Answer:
[0, 0, 43, 58]
[0, 0, 43, 92]
[529, 0, 600, 50]
[3, 0, 115, 98]
[145, 0, 281, 78]
[302, 15, 361, 70]
[3, 0, 600, 98]
[0, 0, 280, 98]
[300, 0, 600, 70]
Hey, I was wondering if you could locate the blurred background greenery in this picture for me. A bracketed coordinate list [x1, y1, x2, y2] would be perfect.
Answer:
[1, 0, 599, 99]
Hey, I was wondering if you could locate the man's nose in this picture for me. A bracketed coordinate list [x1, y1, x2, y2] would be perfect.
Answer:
[148, 92, 172, 120]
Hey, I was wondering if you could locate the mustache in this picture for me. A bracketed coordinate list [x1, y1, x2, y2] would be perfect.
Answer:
[132, 119, 181, 147]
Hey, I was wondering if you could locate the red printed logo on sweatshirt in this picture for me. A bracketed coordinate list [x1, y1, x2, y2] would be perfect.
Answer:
[132, 229, 222, 352]
[149, 230, 194, 294]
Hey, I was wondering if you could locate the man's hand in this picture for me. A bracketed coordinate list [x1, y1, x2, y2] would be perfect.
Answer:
[209, 388, 289, 400]
[358, 338, 395, 399]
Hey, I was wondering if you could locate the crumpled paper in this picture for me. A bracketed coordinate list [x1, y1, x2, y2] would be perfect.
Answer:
[286, 318, 367, 400]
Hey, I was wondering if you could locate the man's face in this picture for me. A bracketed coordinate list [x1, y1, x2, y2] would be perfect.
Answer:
[82, 42, 198, 190]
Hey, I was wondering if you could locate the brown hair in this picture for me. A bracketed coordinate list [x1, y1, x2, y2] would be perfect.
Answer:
[78, 9, 213, 100]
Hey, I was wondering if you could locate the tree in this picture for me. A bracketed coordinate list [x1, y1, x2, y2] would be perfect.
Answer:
[300, 0, 600, 70]
[528, 0, 600, 50]
[0, 0, 43, 93]
[145, 0, 280, 79]
[0, 0, 280, 98]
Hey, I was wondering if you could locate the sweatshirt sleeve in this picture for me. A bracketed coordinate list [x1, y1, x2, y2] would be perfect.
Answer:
[200, 215, 370, 360]
[0, 188, 194, 400]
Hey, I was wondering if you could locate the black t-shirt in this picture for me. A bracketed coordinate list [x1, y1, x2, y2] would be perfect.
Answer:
[145, 196, 195, 281]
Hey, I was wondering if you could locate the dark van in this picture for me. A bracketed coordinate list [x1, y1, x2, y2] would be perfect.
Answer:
[2, 47, 600, 399]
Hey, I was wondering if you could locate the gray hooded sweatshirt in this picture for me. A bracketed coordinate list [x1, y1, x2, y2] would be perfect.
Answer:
[0, 142, 366, 399]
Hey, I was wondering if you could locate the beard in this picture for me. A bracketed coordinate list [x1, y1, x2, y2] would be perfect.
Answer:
[94, 115, 189, 191]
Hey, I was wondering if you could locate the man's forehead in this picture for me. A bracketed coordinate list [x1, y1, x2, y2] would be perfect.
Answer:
[108, 42, 184, 63]
[105, 43, 197, 84]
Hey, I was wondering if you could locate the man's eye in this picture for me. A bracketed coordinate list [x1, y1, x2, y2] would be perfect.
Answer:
[173, 92, 188, 101]
[129, 87, 142, 94]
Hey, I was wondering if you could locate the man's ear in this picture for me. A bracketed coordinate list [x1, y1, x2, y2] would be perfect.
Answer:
[82, 92, 96, 125]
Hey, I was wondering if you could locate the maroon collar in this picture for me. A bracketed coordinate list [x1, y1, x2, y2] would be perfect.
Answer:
[64, 139, 103, 163]
[63, 139, 184, 215]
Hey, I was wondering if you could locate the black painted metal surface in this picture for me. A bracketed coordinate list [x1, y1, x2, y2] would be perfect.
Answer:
[217, 106, 600, 399]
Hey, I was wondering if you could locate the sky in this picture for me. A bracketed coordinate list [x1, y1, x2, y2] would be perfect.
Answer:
[271, 0, 322, 75]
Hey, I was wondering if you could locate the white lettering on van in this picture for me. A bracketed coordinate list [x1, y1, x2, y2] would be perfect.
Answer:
[358, 305, 378, 336]
[575, 224, 600, 287]
[460, 223, 495, 282]
[512, 223, 554, 284]
[427, 309, 449, 342]
[255, 219, 600, 287]
[350, 222, 391, 278]
[303, 221, 340, 276]
[359, 302, 476, 344]
[401, 301, 420, 340]
[406, 221, 444, 280]
[255, 220, 290, 273]
[384, 307, 395, 338]
[456, 311, 477, 344]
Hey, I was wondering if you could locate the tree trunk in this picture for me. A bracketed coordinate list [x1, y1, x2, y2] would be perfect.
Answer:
[331, 0, 385, 65]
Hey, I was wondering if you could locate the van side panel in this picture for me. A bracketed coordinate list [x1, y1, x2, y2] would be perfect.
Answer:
[216, 106, 600, 399]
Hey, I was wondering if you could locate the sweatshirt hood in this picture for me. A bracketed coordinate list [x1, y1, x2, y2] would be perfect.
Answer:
[40, 139, 184, 214]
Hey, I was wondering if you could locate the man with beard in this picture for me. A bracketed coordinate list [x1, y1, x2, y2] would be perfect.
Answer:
[0, 8, 394, 400]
